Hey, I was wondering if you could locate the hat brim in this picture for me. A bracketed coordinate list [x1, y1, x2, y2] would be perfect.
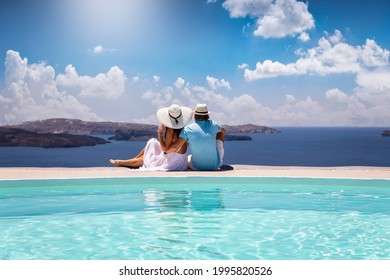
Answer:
[157, 106, 193, 129]
[194, 111, 209, 115]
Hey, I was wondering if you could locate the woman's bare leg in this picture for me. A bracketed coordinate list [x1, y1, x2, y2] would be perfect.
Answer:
[134, 148, 145, 158]
[109, 157, 144, 168]
[109, 148, 145, 168]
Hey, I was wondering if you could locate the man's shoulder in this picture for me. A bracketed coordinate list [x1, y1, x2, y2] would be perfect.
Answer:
[184, 122, 198, 130]
[209, 120, 222, 129]
[210, 119, 221, 125]
[187, 122, 198, 127]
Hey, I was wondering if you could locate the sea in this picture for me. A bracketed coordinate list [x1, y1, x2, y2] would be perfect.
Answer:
[0, 127, 389, 167]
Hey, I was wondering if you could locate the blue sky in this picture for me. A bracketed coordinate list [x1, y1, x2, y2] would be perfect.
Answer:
[1, 0, 389, 126]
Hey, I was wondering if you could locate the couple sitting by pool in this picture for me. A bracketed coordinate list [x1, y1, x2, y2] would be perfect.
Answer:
[109, 103, 226, 171]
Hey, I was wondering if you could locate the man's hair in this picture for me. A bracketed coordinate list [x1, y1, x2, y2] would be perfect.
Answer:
[195, 114, 209, 121]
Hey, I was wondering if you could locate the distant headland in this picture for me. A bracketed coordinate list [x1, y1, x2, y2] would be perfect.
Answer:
[0, 127, 109, 148]
[0, 118, 281, 148]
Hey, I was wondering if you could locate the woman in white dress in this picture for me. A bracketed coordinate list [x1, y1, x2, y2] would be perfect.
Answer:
[109, 104, 193, 171]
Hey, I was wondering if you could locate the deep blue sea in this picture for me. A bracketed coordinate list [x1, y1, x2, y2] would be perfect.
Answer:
[0, 127, 389, 167]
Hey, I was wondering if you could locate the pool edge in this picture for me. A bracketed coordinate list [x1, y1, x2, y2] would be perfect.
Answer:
[1, 165, 390, 181]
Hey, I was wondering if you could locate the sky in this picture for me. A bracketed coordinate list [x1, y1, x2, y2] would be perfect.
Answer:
[0, 0, 390, 126]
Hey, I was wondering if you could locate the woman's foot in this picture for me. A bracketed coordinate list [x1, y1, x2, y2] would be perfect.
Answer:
[109, 159, 122, 167]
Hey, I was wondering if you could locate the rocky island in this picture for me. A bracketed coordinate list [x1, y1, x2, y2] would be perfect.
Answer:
[0, 127, 109, 148]
[9, 118, 156, 135]
[1, 118, 280, 147]
[224, 124, 280, 134]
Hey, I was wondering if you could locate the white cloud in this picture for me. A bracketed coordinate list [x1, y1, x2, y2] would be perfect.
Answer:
[244, 60, 298, 80]
[132, 76, 140, 83]
[138, 76, 327, 126]
[136, 75, 390, 126]
[3, 49, 389, 127]
[286, 94, 296, 103]
[206, 75, 232, 90]
[298, 32, 310, 42]
[327, 29, 343, 44]
[56, 64, 127, 100]
[323, 85, 390, 126]
[242, 22, 252, 35]
[360, 39, 390, 67]
[142, 87, 173, 107]
[92, 45, 117, 54]
[238, 63, 249, 69]
[142, 90, 155, 100]
[153, 75, 160, 83]
[354, 68, 390, 105]
[93, 45, 104, 54]
[273, 96, 325, 126]
[326, 88, 349, 103]
[222, 0, 273, 18]
[175, 77, 185, 89]
[0, 50, 99, 124]
[323, 89, 389, 126]
[244, 30, 390, 80]
[222, 0, 314, 39]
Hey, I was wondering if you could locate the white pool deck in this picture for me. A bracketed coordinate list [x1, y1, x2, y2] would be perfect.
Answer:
[0, 165, 389, 180]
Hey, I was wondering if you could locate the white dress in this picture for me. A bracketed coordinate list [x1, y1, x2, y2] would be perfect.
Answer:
[138, 138, 188, 171]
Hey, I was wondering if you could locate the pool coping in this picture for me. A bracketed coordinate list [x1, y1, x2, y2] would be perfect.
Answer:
[1, 165, 390, 180]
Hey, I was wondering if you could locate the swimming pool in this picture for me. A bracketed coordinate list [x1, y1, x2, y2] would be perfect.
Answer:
[0, 177, 389, 260]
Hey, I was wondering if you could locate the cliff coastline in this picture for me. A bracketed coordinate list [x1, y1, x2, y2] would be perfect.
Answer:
[1, 118, 280, 148]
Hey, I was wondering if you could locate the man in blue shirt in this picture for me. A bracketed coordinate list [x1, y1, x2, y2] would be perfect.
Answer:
[166, 104, 225, 170]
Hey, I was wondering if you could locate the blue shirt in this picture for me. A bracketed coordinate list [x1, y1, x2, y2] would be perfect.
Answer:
[180, 120, 222, 170]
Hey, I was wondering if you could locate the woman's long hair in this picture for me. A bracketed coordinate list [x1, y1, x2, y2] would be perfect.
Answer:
[163, 127, 182, 138]
[173, 128, 183, 138]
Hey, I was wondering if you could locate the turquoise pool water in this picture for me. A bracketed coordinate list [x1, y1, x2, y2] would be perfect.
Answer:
[0, 177, 389, 260]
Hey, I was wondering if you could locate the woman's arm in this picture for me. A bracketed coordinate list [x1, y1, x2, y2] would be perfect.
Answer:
[165, 137, 186, 154]
[157, 124, 173, 152]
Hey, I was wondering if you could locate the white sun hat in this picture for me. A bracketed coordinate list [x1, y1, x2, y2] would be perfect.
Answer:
[157, 104, 193, 129]
[194, 103, 209, 115]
